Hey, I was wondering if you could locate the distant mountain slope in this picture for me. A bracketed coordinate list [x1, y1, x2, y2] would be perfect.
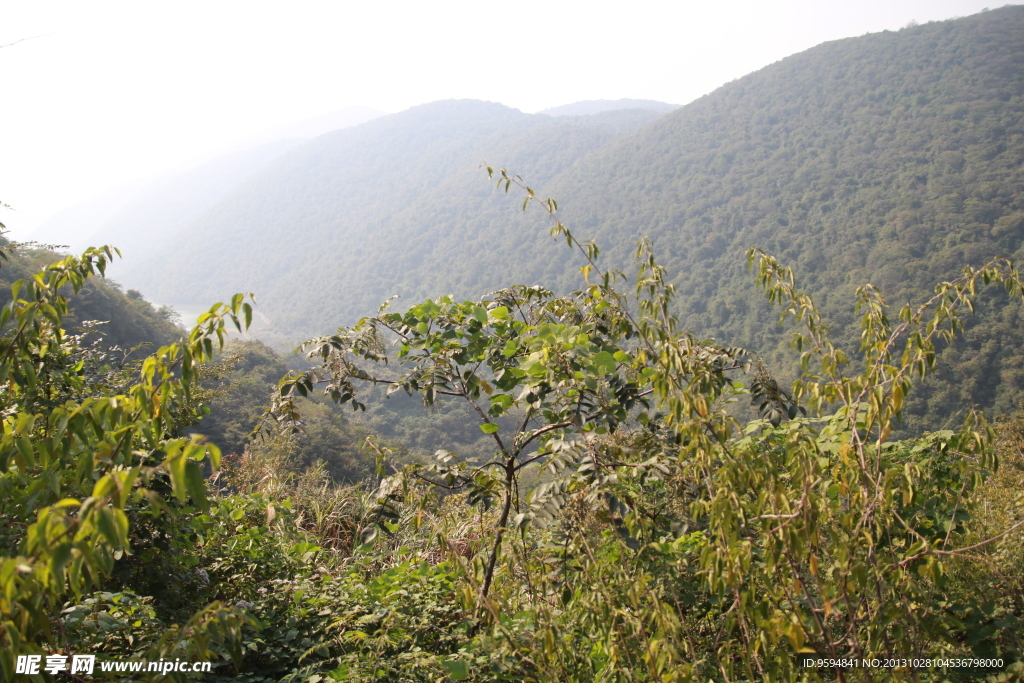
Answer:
[115, 6, 1023, 428]
[540, 99, 680, 116]
[32, 106, 385, 267]
[543, 6, 1024, 426]
[118, 103, 665, 332]
[37, 139, 303, 265]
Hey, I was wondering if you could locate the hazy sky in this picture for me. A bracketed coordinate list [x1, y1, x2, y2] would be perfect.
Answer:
[1, 0, 1002, 237]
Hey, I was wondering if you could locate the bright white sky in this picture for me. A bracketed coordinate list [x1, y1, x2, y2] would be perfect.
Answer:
[0, 0, 1002, 238]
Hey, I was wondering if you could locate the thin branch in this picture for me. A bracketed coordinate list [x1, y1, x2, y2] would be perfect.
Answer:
[410, 471, 467, 491]
[517, 421, 575, 453]
[459, 378, 509, 454]
[898, 516, 1024, 567]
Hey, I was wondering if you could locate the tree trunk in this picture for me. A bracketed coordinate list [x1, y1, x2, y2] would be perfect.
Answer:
[481, 460, 515, 597]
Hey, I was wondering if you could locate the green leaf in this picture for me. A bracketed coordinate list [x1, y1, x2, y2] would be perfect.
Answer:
[480, 422, 500, 434]
[441, 659, 470, 680]
[185, 460, 209, 511]
[490, 393, 513, 411]
[356, 526, 378, 552]
[167, 451, 188, 504]
[96, 508, 120, 548]
[51, 542, 72, 579]
[592, 351, 617, 375]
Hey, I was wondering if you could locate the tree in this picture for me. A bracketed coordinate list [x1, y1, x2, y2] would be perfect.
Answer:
[0, 242, 256, 678]
[271, 169, 1024, 680]
[269, 171, 746, 600]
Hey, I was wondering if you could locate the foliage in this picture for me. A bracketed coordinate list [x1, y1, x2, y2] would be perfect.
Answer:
[250, 170, 1024, 681]
[0, 236, 182, 355]
[275, 246, 742, 596]
[0, 244, 257, 680]
[114, 7, 1024, 432]
[195, 340, 290, 456]
[8, 58, 1024, 678]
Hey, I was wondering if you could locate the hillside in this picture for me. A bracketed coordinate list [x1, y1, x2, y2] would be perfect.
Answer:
[0, 234, 182, 353]
[544, 7, 1024, 427]
[117, 103, 664, 332]
[116, 7, 1023, 428]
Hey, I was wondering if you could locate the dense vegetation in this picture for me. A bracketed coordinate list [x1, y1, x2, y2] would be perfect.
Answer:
[196, 340, 376, 483]
[3, 175, 1023, 679]
[548, 7, 1024, 432]
[4, 8, 1024, 682]
[113, 7, 1024, 433]
[0, 234, 182, 354]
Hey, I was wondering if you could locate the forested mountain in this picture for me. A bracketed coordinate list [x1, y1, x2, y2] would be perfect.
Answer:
[118, 102, 664, 332]
[118, 6, 1022, 429]
[545, 7, 1024, 427]
[6, 9, 1024, 678]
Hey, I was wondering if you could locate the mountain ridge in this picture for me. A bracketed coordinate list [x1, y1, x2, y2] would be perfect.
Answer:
[79, 6, 1024, 428]
[118, 101, 666, 327]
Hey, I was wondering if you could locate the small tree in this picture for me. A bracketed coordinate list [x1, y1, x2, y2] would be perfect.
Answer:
[272, 169, 1024, 680]
[0, 241, 257, 678]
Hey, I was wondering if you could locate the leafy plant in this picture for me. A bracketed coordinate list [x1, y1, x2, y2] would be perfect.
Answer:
[0, 245, 257, 679]
[275, 170, 1024, 682]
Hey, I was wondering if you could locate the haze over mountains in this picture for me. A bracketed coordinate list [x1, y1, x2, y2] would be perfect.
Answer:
[33, 100, 674, 283]
[33, 105, 385, 259]
[35, 6, 1024, 429]
[540, 99, 681, 117]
